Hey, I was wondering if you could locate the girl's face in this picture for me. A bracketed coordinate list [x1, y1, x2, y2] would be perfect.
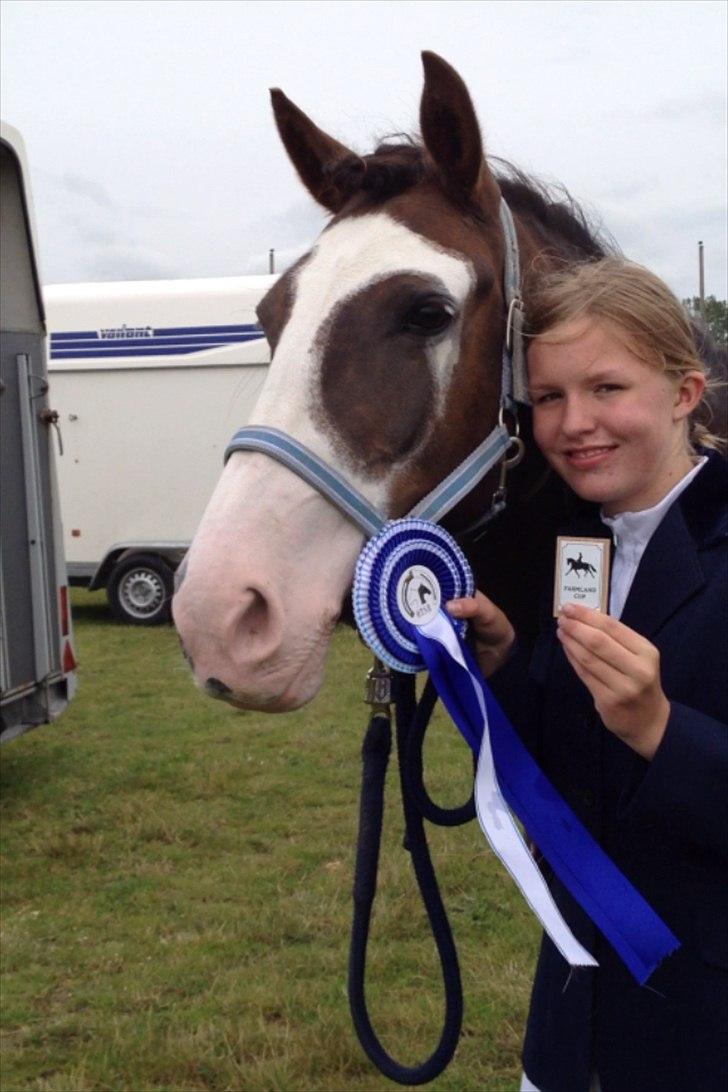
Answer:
[528, 319, 705, 515]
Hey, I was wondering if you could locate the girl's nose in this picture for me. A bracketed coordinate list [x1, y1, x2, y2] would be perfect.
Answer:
[560, 396, 595, 436]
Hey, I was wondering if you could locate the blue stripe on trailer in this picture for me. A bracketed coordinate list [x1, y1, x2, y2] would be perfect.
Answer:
[49, 322, 267, 359]
[50, 337, 266, 360]
[51, 333, 264, 353]
[51, 323, 263, 342]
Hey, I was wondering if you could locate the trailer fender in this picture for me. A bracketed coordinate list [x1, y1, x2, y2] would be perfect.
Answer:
[89, 543, 188, 592]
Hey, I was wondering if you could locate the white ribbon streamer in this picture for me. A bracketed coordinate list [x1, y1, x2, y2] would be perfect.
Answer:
[419, 613, 598, 970]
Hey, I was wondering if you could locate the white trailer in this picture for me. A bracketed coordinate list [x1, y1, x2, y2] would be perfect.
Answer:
[44, 274, 275, 624]
[1, 122, 78, 741]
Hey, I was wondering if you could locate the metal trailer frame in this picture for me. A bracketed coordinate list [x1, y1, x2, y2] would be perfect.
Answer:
[1, 121, 77, 742]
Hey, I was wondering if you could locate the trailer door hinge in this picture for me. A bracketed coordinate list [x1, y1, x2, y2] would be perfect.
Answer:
[40, 408, 64, 455]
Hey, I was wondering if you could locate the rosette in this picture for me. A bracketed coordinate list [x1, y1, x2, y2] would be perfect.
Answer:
[352, 518, 474, 673]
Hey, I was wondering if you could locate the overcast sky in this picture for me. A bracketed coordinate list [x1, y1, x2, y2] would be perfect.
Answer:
[2, 0, 726, 300]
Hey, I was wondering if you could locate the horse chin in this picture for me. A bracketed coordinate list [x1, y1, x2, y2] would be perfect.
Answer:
[196, 629, 333, 714]
[220, 671, 325, 714]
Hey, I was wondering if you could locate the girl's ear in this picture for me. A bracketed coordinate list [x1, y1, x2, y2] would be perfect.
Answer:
[673, 370, 707, 421]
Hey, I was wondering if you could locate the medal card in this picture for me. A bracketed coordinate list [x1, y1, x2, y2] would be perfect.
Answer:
[553, 536, 610, 616]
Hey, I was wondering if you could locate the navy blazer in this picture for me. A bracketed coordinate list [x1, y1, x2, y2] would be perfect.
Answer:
[490, 451, 728, 1092]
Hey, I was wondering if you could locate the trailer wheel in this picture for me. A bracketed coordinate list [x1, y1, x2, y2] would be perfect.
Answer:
[107, 554, 174, 625]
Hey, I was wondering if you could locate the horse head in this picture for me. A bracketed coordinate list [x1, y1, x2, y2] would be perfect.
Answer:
[173, 53, 598, 711]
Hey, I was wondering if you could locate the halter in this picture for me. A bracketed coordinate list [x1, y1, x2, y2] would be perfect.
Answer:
[224, 198, 529, 535]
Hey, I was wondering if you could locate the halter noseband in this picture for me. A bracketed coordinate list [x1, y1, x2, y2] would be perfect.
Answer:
[224, 198, 529, 537]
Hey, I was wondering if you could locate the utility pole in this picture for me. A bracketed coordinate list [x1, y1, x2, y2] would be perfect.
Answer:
[269, 248, 275, 274]
[698, 240, 705, 316]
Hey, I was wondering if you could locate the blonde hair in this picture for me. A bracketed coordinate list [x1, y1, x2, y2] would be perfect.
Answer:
[524, 257, 725, 451]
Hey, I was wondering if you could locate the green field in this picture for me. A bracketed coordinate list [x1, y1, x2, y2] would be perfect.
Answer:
[1, 591, 539, 1091]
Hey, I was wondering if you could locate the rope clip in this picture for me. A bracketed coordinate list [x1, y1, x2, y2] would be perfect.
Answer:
[364, 657, 392, 715]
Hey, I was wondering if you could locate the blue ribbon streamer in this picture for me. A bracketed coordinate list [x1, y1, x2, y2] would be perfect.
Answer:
[411, 614, 681, 985]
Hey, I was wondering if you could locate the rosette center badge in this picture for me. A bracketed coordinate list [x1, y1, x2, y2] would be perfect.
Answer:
[396, 565, 441, 626]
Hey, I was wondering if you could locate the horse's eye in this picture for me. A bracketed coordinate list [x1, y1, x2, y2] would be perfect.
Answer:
[404, 301, 455, 335]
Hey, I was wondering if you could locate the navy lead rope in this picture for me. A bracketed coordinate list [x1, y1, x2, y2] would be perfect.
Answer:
[349, 675, 476, 1085]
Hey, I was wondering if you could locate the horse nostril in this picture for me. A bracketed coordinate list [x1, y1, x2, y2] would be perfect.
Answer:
[206, 677, 233, 698]
[237, 587, 269, 639]
[231, 586, 280, 657]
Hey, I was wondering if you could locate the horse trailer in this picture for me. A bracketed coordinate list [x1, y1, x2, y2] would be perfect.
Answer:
[1, 122, 78, 742]
[43, 274, 275, 624]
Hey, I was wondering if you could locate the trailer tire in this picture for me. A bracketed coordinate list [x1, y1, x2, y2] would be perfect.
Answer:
[107, 554, 174, 626]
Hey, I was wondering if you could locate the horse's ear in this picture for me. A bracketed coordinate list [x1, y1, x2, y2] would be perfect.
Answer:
[419, 52, 500, 206]
[270, 88, 355, 213]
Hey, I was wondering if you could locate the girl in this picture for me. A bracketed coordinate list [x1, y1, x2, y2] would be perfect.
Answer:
[448, 259, 727, 1092]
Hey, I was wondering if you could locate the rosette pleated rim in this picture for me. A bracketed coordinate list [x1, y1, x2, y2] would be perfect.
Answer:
[353, 518, 474, 673]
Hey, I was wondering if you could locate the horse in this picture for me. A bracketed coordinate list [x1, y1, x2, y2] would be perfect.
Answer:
[565, 554, 598, 578]
[172, 51, 616, 709]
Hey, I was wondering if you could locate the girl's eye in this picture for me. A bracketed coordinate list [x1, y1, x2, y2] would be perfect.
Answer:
[533, 391, 562, 405]
[595, 384, 623, 394]
[403, 300, 455, 335]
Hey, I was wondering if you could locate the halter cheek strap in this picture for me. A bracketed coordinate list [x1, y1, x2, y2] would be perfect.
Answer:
[224, 197, 527, 538]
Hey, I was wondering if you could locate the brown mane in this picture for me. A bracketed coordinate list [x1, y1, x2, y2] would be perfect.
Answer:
[327, 139, 613, 260]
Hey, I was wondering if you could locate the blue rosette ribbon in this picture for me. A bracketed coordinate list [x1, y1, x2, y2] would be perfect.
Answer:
[353, 519, 680, 984]
[353, 519, 474, 673]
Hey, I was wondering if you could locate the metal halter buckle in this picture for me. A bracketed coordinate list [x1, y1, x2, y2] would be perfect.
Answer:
[498, 406, 526, 470]
[504, 434, 526, 469]
[364, 658, 392, 712]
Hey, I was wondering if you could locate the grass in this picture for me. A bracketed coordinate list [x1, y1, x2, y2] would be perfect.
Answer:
[1, 590, 539, 1091]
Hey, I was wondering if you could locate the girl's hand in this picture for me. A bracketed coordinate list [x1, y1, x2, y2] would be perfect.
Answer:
[556, 603, 670, 759]
[446, 591, 515, 677]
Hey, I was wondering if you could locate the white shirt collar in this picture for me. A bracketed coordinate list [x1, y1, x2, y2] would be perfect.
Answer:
[601, 457, 707, 547]
[600, 457, 707, 618]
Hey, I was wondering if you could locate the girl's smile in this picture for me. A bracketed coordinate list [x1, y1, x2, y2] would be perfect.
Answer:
[563, 444, 618, 469]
